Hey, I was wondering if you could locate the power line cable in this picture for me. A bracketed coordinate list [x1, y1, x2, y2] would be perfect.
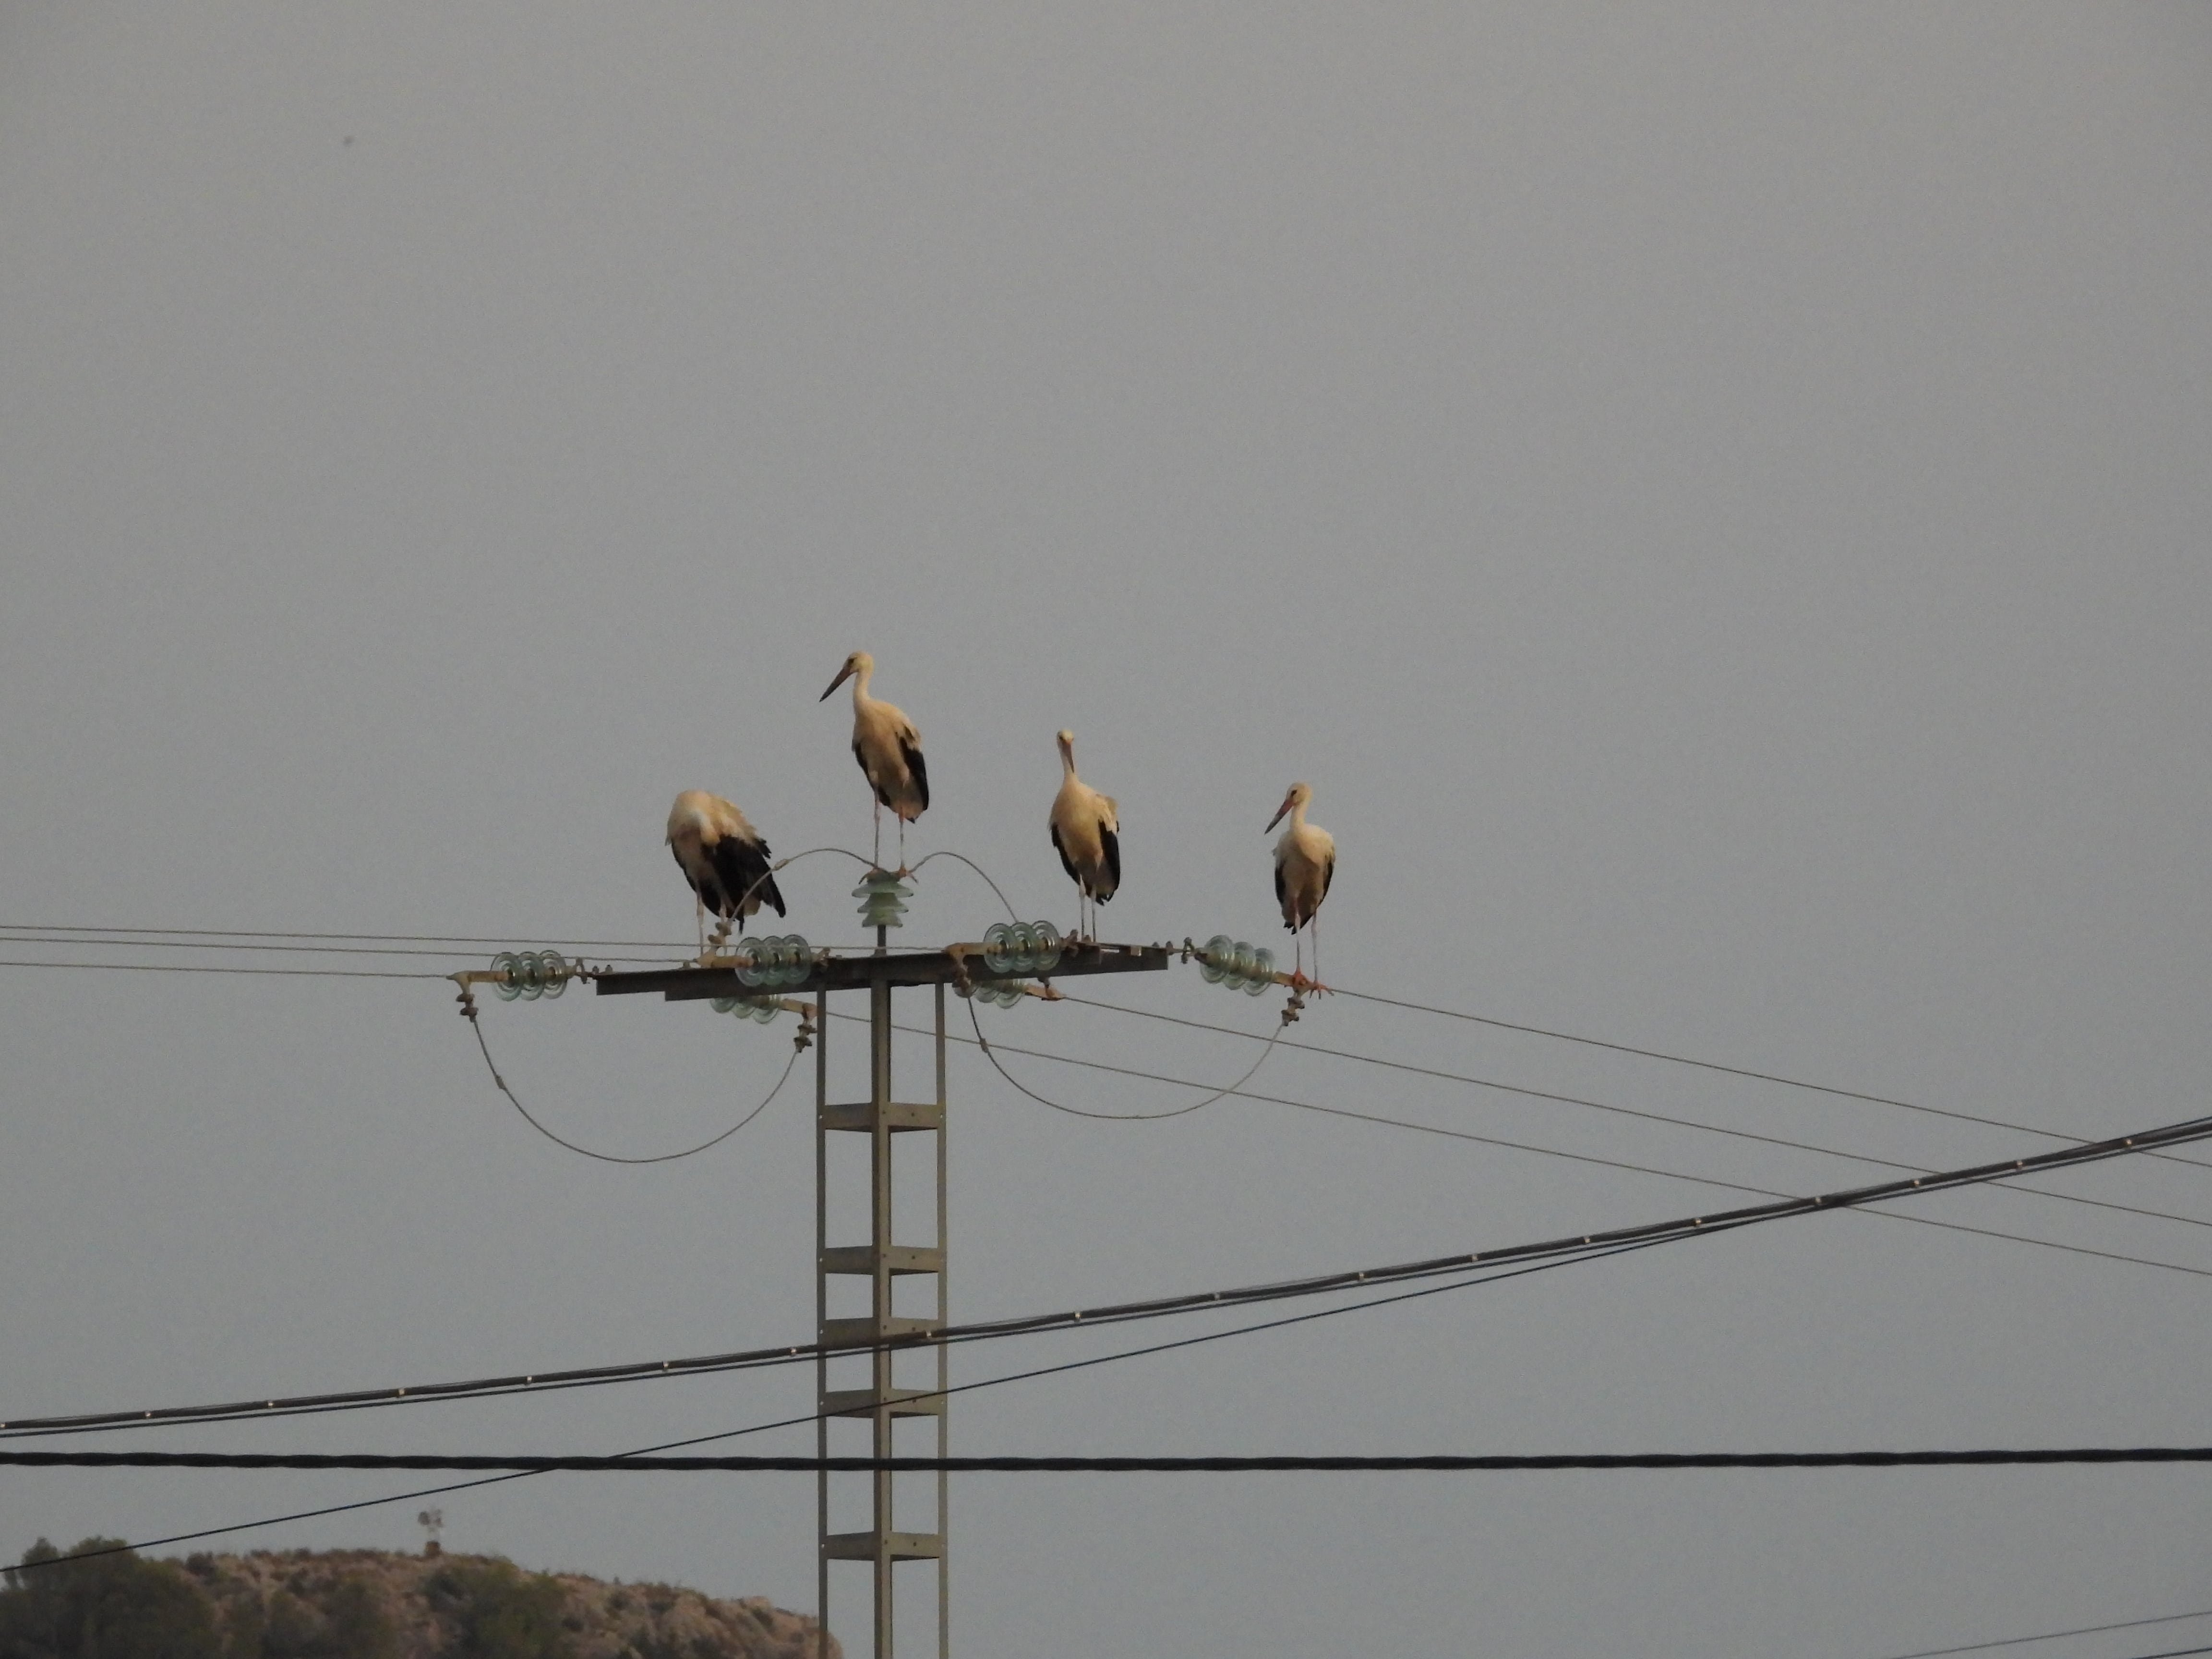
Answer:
[0, 960, 446, 980]
[966, 996, 1287, 1121]
[23, 1446, 2212, 1471]
[1042, 998, 2212, 1230]
[0, 925, 697, 949]
[7, 1234, 1671, 1569]
[8, 916, 2177, 1166]
[1876, 1608, 2212, 1659]
[466, 1015, 801, 1164]
[907, 851, 1023, 920]
[1323, 983, 2158, 1154]
[0, 935, 665, 964]
[10, 1101, 2212, 1443]
[904, 1011, 2212, 1271]
[958, 1019, 2212, 1279]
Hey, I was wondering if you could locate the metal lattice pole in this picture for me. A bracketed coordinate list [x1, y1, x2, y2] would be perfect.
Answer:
[815, 984, 830, 1659]
[935, 980, 950, 1659]
[595, 928, 1168, 1659]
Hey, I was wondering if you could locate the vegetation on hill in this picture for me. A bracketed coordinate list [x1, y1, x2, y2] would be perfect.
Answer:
[0, 1542, 831, 1659]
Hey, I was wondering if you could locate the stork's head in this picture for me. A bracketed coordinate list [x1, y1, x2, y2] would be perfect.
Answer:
[1266, 781, 1312, 832]
[821, 649, 873, 701]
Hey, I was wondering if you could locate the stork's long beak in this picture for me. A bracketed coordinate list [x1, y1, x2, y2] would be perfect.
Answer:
[820, 664, 854, 701]
[1266, 796, 1293, 832]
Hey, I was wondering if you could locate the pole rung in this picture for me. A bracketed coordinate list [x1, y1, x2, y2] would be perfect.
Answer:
[821, 1387, 944, 1418]
[823, 1531, 942, 1561]
[822, 1315, 941, 1347]
[821, 1100, 944, 1132]
[822, 1245, 944, 1276]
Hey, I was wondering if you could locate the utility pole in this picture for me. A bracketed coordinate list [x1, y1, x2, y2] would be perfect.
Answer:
[596, 873, 1168, 1659]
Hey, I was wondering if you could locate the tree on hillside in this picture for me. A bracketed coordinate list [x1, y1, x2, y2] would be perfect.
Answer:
[0, 1540, 222, 1659]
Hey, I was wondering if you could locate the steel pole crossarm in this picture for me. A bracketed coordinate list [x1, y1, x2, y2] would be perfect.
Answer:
[595, 941, 1169, 1002]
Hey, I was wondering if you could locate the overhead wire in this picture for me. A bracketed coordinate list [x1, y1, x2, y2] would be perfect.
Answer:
[11, 1100, 2212, 1443]
[0, 924, 699, 949]
[465, 1014, 800, 1165]
[965, 995, 1287, 1121]
[27, 1444, 2212, 1471]
[1322, 981, 2199, 1158]
[878, 1011, 2212, 1274]
[0, 935, 663, 964]
[4, 1233, 1677, 1569]
[1876, 1608, 2212, 1659]
[908, 851, 1023, 921]
[0, 961, 447, 980]
[1049, 995, 2212, 1231]
[10, 914, 2195, 1165]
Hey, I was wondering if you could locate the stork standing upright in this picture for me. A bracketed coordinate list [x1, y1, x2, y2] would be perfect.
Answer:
[666, 790, 786, 957]
[820, 649, 929, 870]
[1048, 729, 1119, 941]
[1266, 781, 1335, 986]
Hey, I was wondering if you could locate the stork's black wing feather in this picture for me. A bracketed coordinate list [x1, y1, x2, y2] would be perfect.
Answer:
[706, 833, 780, 921]
[1098, 825, 1120, 899]
[901, 733, 930, 813]
[1051, 823, 1081, 889]
[1274, 859, 1292, 929]
[1320, 854, 1334, 903]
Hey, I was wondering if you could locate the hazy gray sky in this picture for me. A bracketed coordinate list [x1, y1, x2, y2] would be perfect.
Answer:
[4, 5, 2212, 1655]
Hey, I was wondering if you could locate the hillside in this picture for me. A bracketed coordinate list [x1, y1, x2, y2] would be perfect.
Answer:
[0, 1540, 834, 1659]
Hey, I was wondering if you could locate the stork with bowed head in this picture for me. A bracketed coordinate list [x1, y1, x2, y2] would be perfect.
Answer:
[820, 649, 929, 870]
[1048, 729, 1119, 941]
[1267, 781, 1335, 986]
[667, 790, 786, 958]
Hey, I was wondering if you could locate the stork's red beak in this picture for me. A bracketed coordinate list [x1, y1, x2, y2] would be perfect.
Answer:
[1266, 796, 1293, 832]
[820, 664, 854, 701]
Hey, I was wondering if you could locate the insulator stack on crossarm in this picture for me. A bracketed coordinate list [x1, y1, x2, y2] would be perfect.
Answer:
[710, 994, 783, 1024]
[1195, 935, 1276, 995]
[970, 980, 1028, 1009]
[734, 936, 813, 988]
[982, 922, 1063, 978]
[489, 950, 580, 1001]
[852, 871, 912, 930]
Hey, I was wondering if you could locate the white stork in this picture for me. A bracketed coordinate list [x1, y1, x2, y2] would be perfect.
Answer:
[1048, 729, 1119, 940]
[666, 790, 785, 956]
[1267, 781, 1335, 986]
[820, 649, 929, 869]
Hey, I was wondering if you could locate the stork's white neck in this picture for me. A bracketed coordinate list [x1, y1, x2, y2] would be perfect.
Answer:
[1286, 799, 1307, 832]
[849, 661, 873, 706]
[1059, 743, 1077, 780]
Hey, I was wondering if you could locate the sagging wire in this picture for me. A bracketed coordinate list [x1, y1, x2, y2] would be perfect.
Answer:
[960, 976, 1294, 1122]
[454, 960, 814, 1165]
[4, 1231, 1677, 1573]
[910, 849, 1024, 922]
[698, 846, 875, 960]
[1051, 994, 2212, 1237]
[1319, 979, 2212, 1176]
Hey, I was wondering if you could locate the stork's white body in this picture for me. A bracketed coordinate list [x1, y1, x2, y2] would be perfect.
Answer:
[822, 650, 929, 867]
[667, 789, 785, 953]
[1048, 730, 1119, 938]
[1267, 781, 1335, 983]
